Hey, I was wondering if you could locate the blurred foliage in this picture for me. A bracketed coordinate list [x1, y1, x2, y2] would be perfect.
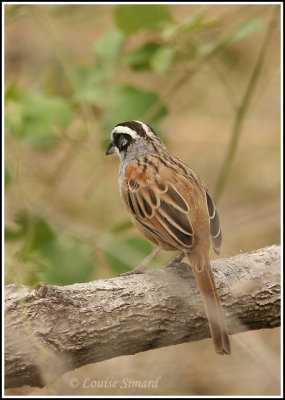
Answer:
[5, 211, 94, 285]
[5, 162, 12, 187]
[104, 236, 153, 274]
[114, 4, 173, 34]
[4, 4, 281, 397]
[6, 82, 73, 149]
[4, 4, 280, 287]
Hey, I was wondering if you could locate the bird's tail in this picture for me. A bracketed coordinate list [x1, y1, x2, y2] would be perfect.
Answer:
[187, 253, 231, 355]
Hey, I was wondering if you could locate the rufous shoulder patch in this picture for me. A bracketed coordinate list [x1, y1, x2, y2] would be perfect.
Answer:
[125, 163, 147, 185]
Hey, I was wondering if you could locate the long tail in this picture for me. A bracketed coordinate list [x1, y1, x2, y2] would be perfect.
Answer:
[187, 253, 231, 355]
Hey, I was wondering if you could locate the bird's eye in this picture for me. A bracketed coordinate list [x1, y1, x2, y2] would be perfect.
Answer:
[116, 134, 132, 151]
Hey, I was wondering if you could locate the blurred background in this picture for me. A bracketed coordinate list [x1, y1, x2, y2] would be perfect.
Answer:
[4, 3, 280, 396]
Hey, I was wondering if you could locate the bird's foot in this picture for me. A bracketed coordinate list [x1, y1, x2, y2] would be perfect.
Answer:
[165, 252, 185, 267]
[119, 264, 147, 276]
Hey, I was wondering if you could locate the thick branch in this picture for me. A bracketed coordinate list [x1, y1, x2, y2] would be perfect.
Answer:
[5, 245, 280, 388]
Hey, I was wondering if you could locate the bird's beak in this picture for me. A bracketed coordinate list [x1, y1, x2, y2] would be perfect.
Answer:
[106, 142, 115, 155]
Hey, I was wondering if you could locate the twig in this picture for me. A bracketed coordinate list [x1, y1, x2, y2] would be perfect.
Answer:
[214, 5, 279, 202]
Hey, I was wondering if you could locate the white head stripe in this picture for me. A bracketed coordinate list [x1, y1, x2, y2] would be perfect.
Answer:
[134, 120, 149, 132]
[134, 121, 157, 139]
[111, 126, 137, 140]
[111, 120, 157, 141]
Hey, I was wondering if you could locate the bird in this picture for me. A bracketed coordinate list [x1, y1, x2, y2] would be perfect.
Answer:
[106, 120, 231, 355]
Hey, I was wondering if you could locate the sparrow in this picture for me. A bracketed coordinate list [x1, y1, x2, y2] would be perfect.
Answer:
[106, 120, 231, 355]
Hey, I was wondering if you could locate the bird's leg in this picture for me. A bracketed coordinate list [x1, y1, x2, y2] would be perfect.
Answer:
[165, 252, 185, 267]
[119, 245, 162, 276]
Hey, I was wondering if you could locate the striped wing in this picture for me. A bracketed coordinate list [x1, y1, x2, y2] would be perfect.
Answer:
[123, 162, 194, 250]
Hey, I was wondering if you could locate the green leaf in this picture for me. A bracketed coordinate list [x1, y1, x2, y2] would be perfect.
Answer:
[103, 84, 167, 133]
[73, 65, 107, 105]
[228, 18, 262, 44]
[5, 88, 73, 149]
[21, 213, 57, 248]
[5, 226, 25, 241]
[93, 29, 124, 65]
[122, 42, 161, 70]
[104, 236, 153, 274]
[22, 93, 72, 149]
[114, 4, 173, 34]
[73, 30, 124, 106]
[5, 211, 56, 242]
[5, 80, 22, 102]
[5, 212, 94, 285]
[38, 235, 94, 285]
[151, 47, 174, 74]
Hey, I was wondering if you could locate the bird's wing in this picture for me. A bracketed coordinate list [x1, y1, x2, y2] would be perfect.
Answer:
[122, 158, 194, 250]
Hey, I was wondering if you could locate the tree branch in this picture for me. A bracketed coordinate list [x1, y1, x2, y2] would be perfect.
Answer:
[5, 245, 280, 389]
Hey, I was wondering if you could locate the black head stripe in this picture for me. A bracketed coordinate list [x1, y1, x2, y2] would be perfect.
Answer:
[115, 121, 157, 138]
[113, 133, 133, 151]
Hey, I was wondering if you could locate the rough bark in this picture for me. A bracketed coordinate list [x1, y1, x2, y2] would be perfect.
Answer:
[5, 245, 280, 389]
